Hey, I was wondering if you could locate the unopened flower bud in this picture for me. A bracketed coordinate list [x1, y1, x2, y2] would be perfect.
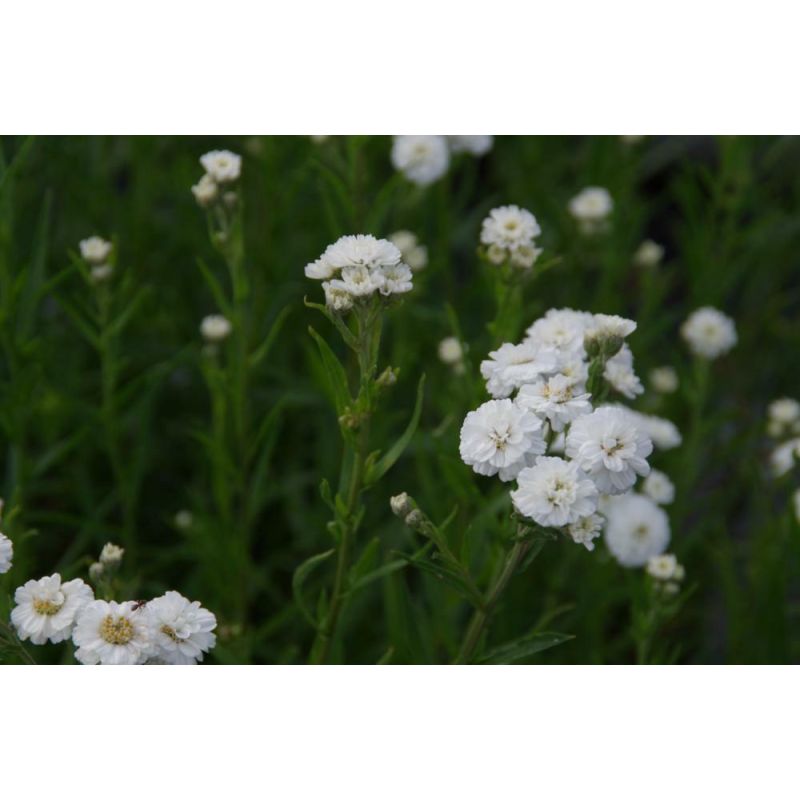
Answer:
[403, 508, 427, 532]
[390, 493, 414, 519]
[486, 244, 507, 265]
[89, 562, 105, 581]
[376, 367, 399, 389]
[99, 542, 124, 567]
[90, 264, 113, 284]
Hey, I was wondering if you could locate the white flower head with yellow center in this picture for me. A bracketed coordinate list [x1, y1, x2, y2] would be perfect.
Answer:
[144, 591, 217, 665]
[11, 574, 94, 645]
[73, 599, 152, 665]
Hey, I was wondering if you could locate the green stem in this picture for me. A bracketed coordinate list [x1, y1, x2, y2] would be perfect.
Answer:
[454, 536, 532, 665]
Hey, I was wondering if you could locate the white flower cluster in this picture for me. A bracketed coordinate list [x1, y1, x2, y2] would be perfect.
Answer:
[191, 149, 242, 208]
[568, 187, 613, 234]
[391, 135, 493, 186]
[646, 553, 685, 594]
[766, 396, 800, 481]
[389, 230, 428, 271]
[201, 314, 233, 343]
[438, 336, 466, 375]
[9, 573, 217, 665]
[305, 234, 414, 313]
[480, 205, 542, 269]
[681, 306, 737, 359]
[79, 236, 114, 284]
[634, 239, 665, 268]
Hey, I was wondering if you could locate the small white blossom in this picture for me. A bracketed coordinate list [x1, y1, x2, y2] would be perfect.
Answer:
[634, 239, 665, 268]
[389, 230, 428, 271]
[586, 313, 637, 344]
[768, 398, 800, 438]
[305, 257, 336, 280]
[643, 469, 675, 505]
[448, 136, 493, 156]
[322, 281, 354, 312]
[89, 562, 104, 582]
[438, 336, 463, 366]
[199, 150, 241, 183]
[604, 494, 670, 567]
[322, 234, 402, 272]
[390, 493, 414, 519]
[378, 262, 413, 295]
[568, 187, 613, 233]
[604, 344, 644, 399]
[99, 542, 124, 567]
[516, 374, 592, 432]
[460, 399, 545, 482]
[80, 236, 112, 265]
[201, 314, 232, 342]
[525, 308, 592, 358]
[391, 136, 450, 186]
[333, 264, 386, 297]
[681, 306, 737, 359]
[566, 407, 653, 495]
[144, 591, 217, 665]
[609, 405, 682, 450]
[174, 510, 194, 530]
[567, 513, 605, 551]
[90, 264, 113, 284]
[646, 553, 682, 581]
[191, 173, 218, 207]
[480, 205, 541, 254]
[11, 574, 94, 645]
[649, 366, 678, 394]
[480, 341, 558, 398]
[511, 456, 598, 528]
[0, 531, 12, 574]
[73, 600, 152, 665]
[770, 438, 800, 477]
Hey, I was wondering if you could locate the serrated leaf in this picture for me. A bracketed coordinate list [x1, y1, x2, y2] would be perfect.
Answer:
[365, 374, 425, 485]
[292, 549, 335, 630]
[478, 631, 574, 665]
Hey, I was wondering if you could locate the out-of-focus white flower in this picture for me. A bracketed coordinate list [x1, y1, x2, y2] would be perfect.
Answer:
[634, 239, 665, 268]
[11, 574, 94, 645]
[99, 542, 124, 567]
[509, 245, 541, 269]
[322, 281, 355, 312]
[480, 205, 541, 256]
[608, 405, 682, 450]
[378, 262, 413, 295]
[770, 438, 800, 477]
[88, 562, 104, 582]
[567, 512, 605, 551]
[568, 187, 613, 233]
[603, 344, 644, 399]
[201, 314, 232, 342]
[310, 135, 329, 144]
[90, 264, 113, 284]
[646, 553, 682, 581]
[621, 135, 645, 145]
[305, 257, 337, 280]
[566, 407, 653, 495]
[459, 399, 545, 482]
[793, 488, 800, 523]
[767, 398, 800, 439]
[643, 469, 675, 505]
[80, 236, 113, 265]
[525, 308, 591, 359]
[448, 136, 493, 156]
[199, 150, 241, 183]
[391, 136, 450, 186]
[604, 494, 670, 567]
[681, 307, 737, 359]
[480, 341, 558, 398]
[438, 336, 463, 366]
[649, 366, 678, 394]
[0, 531, 12, 574]
[511, 456, 598, 528]
[191, 173, 218, 207]
[144, 591, 217, 665]
[174, 510, 194, 530]
[389, 230, 428, 271]
[73, 600, 152, 665]
[516, 374, 591, 432]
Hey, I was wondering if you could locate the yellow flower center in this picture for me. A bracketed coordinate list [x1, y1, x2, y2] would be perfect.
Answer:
[100, 614, 134, 645]
[161, 624, 181, 642]
[33, 598, 63, 616]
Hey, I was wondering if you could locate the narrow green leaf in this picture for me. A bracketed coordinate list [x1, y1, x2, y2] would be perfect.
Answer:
[197, 257, 232, 316]
[292, 549, 335, 630]
[249, 305, 292, 368]
[308, 325, 351, 413]
[478, 631, 574, 665]
[365, 374, 425, 486]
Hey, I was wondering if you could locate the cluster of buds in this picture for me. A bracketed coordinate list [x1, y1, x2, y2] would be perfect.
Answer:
[646, 553, 685, 595]
[88, 541, 125, 585]
[79, 236, 114, 285]
[390, 493, 433, 535]
[191, 150, 241, 210]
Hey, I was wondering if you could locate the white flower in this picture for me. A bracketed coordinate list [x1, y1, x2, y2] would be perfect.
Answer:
[460, 399, 545, 482]
[480, 341, 558, 398]
[681, 306, 737, 359]
[305, 257, 336, 280]
[770, 438, 800, 477]
[566, 407, 653, 495]
[603, 345, 644, 399]
[438, 336, 463, 366]
[509, 245, 542, 270]
[0, 531, 12, 574]
[322, 281, 354, 312]
[646, 553, 681, 580]
[144, 591, 217, 665]
[99, 542, 124, 567]
[516, 374, 591, 432]
[332, 264, 386, 297]
[201, 314, 232, 342]
[567, 513, 605, 551]
[79, 236, 112, 265]
[568, 187, 613, 233]
[389, 230, 428, 271]
[90, 264, 113, 284]
[586, 313, 637, 343]
[609, 405, 682, 450]
[322, 234, 402, 271]
[511, 456, 598, 528]
[174, 510, 193, 530]
[649, 366, 678, 394]
[89, 562, 104, 582]
[73, 600, 152, 665]
[11, 574, 94, 645]
[480, 205, 541, 253]
[604, 494, 670, 567]
[643, 469, 675, 505]
[525, 308, 591, 358]
[199, 150, 241, 183]
[448, 136, 493, 156]
[768, 398, 800, 427]
[634, 239, 665, 268]
[191, 173, 218, 207]
[391, 135, 450, 186]
[378, 262, 413, 295]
